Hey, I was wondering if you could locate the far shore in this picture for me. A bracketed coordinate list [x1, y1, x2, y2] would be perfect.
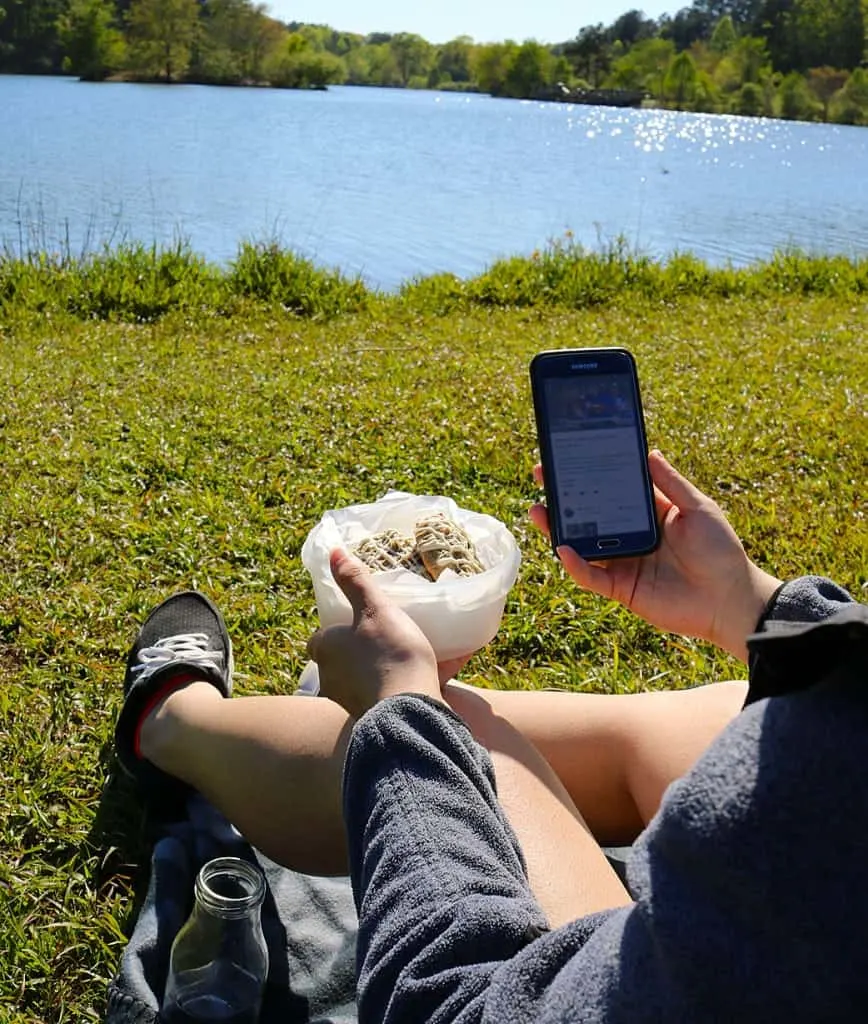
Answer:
[2, 71, 865, 128]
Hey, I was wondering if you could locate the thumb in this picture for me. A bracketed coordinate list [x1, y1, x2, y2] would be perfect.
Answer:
[329, 548, 383, 623]
[648, 450, 707, 513]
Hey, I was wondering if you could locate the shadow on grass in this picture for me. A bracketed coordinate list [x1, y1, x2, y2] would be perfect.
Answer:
[87, 739, 162, 934]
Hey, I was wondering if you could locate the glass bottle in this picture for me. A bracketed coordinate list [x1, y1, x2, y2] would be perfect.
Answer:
[162, 856, 269, 1024]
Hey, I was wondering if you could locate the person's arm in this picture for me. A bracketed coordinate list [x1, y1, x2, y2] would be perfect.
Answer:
[314, 550, 868, 1023]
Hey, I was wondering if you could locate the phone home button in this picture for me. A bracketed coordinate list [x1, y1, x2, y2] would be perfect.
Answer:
[597, 538, 622, 550]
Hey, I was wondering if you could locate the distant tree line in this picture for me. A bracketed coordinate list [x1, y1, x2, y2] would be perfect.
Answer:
[0, 0, 866, 124]
[561, 1, 868, 123]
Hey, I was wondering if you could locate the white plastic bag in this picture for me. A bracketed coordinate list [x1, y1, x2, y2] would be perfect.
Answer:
[300, 491, 521, 660]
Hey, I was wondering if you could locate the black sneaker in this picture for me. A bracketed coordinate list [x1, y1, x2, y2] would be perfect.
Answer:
[115, 591, 233, 807]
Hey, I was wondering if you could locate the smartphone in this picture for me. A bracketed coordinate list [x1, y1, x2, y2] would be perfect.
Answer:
[530, 347, 659, 560]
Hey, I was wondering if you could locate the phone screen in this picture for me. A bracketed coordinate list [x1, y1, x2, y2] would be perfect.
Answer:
[531, 349, 658, 558]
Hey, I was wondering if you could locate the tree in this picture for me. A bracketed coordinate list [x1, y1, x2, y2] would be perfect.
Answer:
[710, 14, 739, 52]
[327, 30, 363, 57]
[127, 0, 199, 82]
[471, 41, 518, 96]
[608, 9, 657, 47]
[742, 35, 770, 80]
[830, 66, 868, 123]
[664, 49, 699, 108]
[795, 0, 865, 72]
[364, 41, 402, 86]
[689, 0, 764, 25]
[754, 0, 798, 71]
[58, 0, 126, 80]
[607, 37, 675, 91]
[661, 7, 714, 49]
[436, 36, 473, 85]
[807, 66, 849, 120]
[733, 79, 764, 113]
[503, 39, 555, 98]
[777, 69, 819, 118]
[564, 24, 610, 86]
[192, 1, 286, 84]
[389, 32, 433, 86]
[265, 39, 345, 88]
[760, 0, 865, 72]
[697, 67, 725, 109]
[661, 1, 764, 48]
[0, 0, 66, 73]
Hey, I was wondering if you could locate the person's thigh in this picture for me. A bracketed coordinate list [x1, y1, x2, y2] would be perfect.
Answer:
[446, 696, 632, 927]
[446, 680, 748, 845]
[159, 686, 630, 925]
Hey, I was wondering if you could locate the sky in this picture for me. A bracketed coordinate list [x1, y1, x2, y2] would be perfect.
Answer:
[264, 1, 681, 45]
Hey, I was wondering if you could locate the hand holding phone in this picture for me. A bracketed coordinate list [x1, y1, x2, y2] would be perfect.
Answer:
[528, 447, 783, 663]
[530, 348, 659, 560]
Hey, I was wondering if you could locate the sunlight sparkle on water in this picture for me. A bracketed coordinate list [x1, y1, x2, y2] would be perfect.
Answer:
[571, 106, 832, 161]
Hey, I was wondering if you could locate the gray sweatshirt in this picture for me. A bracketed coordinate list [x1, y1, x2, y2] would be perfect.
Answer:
[344, 576, 868, 1023]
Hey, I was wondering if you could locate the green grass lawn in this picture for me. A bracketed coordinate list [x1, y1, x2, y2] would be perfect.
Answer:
[0, 252, 866, 1018]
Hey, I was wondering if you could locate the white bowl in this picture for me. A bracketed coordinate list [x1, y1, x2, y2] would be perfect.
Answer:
[301, 491, 521, 660]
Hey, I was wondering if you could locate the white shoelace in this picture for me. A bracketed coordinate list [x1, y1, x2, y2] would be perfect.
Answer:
[131, 632, 224, 682]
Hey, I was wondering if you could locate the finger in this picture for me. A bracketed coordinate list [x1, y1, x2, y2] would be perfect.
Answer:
[437, 653, 473, 686]
[528, 502, 551, 538]
[306, 624, 348, 664]
[556, 545, 616, 600]
[306, 625, 336, 664]
[533, 463, 544, 487]
[329, 548, 382, 623]
[648, 450, 706, 513]
[652, 483, 674, 520]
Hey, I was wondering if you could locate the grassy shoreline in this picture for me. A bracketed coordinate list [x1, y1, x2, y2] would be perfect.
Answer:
[0, 248, 866, 1018]
[2, 239, 868, 327]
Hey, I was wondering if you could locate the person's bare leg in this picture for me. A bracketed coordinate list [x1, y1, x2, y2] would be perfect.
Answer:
[140, 684, 352, 875]
[445, 680, 748, 844]
[138, 679, 745, 922]
[140, 680, 630, 925]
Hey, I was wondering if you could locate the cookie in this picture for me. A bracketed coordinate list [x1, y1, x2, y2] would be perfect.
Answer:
[352, 530, 433, 579]
[414, 512, 485, 580]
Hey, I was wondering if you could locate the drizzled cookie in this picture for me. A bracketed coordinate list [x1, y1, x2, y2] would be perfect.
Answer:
[414, 512, 485, 580]
[350, 514, 485, 582]
[352, 529, 432, 579]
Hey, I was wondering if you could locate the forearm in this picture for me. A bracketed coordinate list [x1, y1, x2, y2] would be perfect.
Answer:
[713, 566, 859, 665]
[712, 561, 782, 663]
[343, 695, 548, 1024]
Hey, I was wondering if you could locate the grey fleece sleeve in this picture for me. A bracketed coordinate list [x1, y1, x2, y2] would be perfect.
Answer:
[760, 575, 855, 626]
[746, 575, 857, 704]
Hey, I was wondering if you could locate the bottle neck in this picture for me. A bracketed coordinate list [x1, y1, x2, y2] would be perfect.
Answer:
[194, 857, 266, 921]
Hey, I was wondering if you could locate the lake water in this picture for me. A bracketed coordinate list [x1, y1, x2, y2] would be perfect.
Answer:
[2, 74, 867, 289]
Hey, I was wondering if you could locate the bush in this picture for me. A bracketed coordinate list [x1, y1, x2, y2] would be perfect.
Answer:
[778, 72, 820, 121]
[228, 242, 370, 317]
[0, 242, 223, 322]
[69, 243, 223, 320]
[267, 49, 345, 89]
[733, 82, 764, 116]
[830, 68, 868, 125]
